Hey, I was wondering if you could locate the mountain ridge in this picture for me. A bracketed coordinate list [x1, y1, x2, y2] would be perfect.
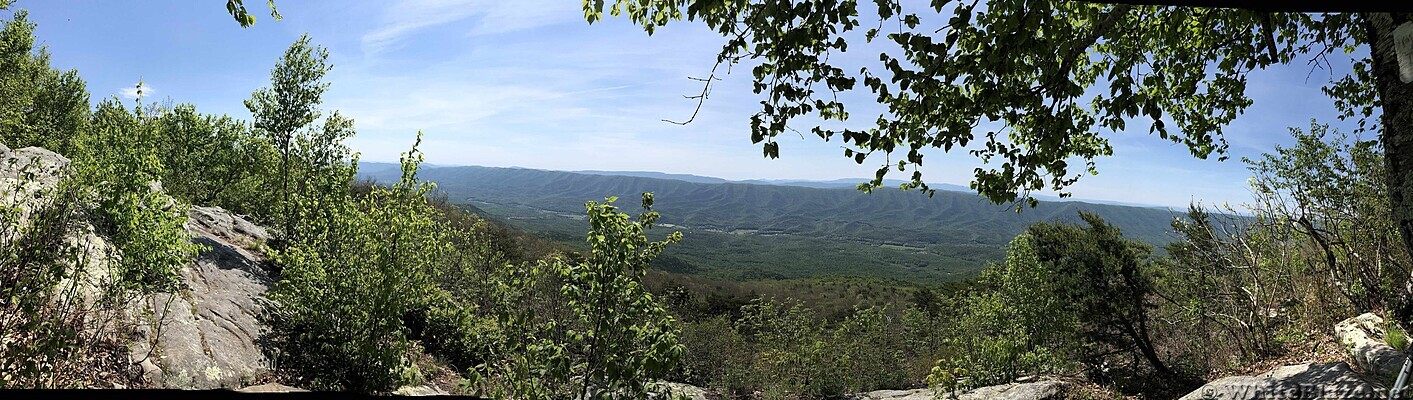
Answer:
[403, 163, 1172, 210]
[359, 163, 1185, 281]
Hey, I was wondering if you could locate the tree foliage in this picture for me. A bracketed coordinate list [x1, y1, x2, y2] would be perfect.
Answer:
[475, 194, 685, 399]
[0, 9, 89, 153]
[225, 0, 281, 28]
[1155, 124, 1394, 379]
[928, 213, 1172, 394]
[669, 297, 926, 399]
[562, 193, 684, 399]
[927, 234, 1067, 393]
[75, 98, 198, 296]
[583, 1, 1372, 207]
[265, 135, 450, 393]
[151, 104, 262, 206]
[1027, 213, 1168, 375]
[244, 35, 356, 242]
[1246, 122, 1409, 313]
[0, 5, 194, 386]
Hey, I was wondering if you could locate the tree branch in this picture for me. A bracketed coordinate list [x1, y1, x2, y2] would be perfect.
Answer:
[663, 60, 724, 125]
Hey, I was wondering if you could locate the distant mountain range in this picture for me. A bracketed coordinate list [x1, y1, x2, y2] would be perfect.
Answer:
[573, 169, 1169, 209]
[360, 163, 1185, 282]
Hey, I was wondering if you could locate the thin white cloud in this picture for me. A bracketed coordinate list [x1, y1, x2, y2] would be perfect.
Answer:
[360, 0, 580, 57]
[463, 0, 578, 36]
[361, 0, 479, 56]
[331, 0, 1268, 208]
[118, 82, 152, 99]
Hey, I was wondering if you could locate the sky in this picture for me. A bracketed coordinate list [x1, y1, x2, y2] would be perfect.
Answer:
[17, 1, 1367, 209]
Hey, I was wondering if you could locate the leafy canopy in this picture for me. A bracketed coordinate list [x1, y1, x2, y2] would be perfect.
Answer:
[244, 34, 357, 241]
[266, 133, 449, 393]
[0, 8, 89, 153]
[584, 1, 1368, 206]
[226, 0, 281, 28]
[474, 193, 684, 399]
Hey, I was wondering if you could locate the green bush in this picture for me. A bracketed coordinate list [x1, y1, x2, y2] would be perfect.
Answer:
[411, 292, 503, 374]
[0, 171, 93, 387]
[925, 233, 1071, 393]
[1389, 322, 1410, 353]
[151, 104, 263, 206]
[75, 99, 198, 298]
[829, 306, 910, 393]
[265, 137, 450, 392]
[674, 315, 751, 393]
[928, 290, 1061, 394]
[736, 298, 838, 398]
[668, 294, 949, 399]
[1246, 123, 1410, 315]
[0, 4, 197, 387]
[473, 193, 684, 400]
[0, 8, 89, 154]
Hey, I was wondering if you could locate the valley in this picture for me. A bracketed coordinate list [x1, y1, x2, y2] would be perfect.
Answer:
[360, 163, 1185, 282]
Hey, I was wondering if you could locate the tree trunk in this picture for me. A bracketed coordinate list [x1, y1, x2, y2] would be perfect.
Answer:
[1363, 13, 1413, 323]
[1128, 318, 1171, 375]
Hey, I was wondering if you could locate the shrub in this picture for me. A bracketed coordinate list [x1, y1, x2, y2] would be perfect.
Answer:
[77, 98, 197, 297]
[411, 292, 503, 374]
[828, 306, 910, 393]
[737, 298, 836, 398]
[264, 136, 449, 392]
[1389, 322, 1410, 353]
[1246, 122, 1410, 316]
[674, 315, 751, 393]
[928, 290, 1062, 394]
[472, 193, 684, 400]
[0, 169, 95, 387]
[151, 104, 263, 206]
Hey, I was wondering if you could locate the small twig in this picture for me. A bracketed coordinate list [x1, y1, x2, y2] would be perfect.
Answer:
[663, 60, 725, 125]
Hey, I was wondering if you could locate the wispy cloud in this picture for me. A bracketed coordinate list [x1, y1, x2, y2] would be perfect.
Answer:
[118, 82, 152, 99]
[360, 0, 581, 57]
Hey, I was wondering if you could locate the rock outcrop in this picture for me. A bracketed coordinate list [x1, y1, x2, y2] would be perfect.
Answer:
[653, 381, 708, 400]
[0, 143, 122, 318]
[393, 384, 449, 396]
[847, 388, 934, 399]
[1336, 312, 1408, 382]
[1178, 313, 1413, 399]
[955, 381, 1067, 400]
[1177, 362, 1383, 400]
[237, 383, 308, 393]
[0, 142, 71, 223]
[845, 380, 1068, 400]
[3, 143, 278, 389]
[129, 206, 273, 389]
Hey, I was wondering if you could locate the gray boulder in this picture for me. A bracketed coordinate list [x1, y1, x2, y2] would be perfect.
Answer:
[1177, 362, 1383, 400]
[237, 383, 307, 393]
[129, 206, 273, 389]
[655, 381, 708, 400]
[1336, 312, 1407, 382]
[847, 380, 1067, 400]
[847, 388, 934, 399]
[956, 380, 1067, 400]
[394, 384, 448, 396]
[186, 205, 270, 249]
[0, 144, 71, 226]
[0, 144, 123, 321]
[1, 144, 277, 389]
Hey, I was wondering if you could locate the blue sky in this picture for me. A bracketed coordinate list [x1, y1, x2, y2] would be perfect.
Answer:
[18, 1, 1365, 209]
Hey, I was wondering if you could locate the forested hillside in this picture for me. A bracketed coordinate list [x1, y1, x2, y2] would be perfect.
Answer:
[361, 164, 1184, 281]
